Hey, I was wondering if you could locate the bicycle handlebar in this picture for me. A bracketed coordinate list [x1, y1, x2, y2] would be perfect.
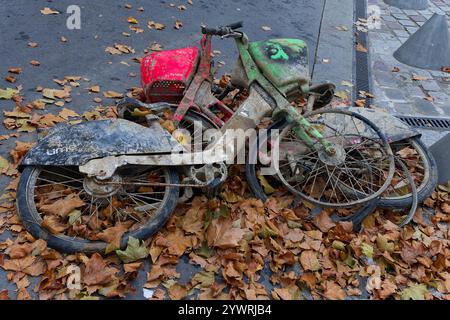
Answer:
[225, 21, 243, 30]
[201, 21, 243, 36]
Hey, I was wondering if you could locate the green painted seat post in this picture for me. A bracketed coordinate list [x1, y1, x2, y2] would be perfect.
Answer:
[283, 105, 336, 155]
[234, 36, 335, 155]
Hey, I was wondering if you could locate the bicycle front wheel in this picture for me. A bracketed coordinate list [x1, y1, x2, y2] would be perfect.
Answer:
[247, 109, 395, 208]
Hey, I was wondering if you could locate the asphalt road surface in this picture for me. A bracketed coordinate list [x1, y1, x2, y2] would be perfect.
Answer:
[0, 0, 327, 299]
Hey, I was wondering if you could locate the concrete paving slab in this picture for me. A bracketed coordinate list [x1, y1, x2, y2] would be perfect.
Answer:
[312, 0, 355, 91]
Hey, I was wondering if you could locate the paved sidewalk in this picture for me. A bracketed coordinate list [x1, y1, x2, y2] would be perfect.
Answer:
[368, 0, 450, 146]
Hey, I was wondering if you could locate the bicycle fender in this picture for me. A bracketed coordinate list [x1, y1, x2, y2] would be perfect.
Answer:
[20, 119, 183, 167]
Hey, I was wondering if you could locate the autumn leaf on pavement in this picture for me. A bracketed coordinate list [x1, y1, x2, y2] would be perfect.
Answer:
[149, 42, 163, 51]
[83, 110, 101, 121]
[39, 193, 84, 218]
[312, 211, 336, 232]
[174, 20, 183, 29]
[40, 7, 60, 15]
[103, 90, 124, 99]
[0, 156, 10, 174]
[41, 215, 68, 234]
[334, 90, 349, 100]
[0, 289, 9, 300]
[67, 209, 82, 225]
[376, 234, 394, 253]
[166, 281, 187, 300]
[258, 222, 279, 239]
[220, 190, 241, 203]
[400, 241, 423, 265]
[323, 281, 347, 300]
[89, 85, 100, 93]
[257, 172, 276, 194]
[300, 250, 321, 271]
[356, 42, 368, 53]
[335, 25, 349, 31]
[5, 76, 16, 83]
[0, 255, 46, 277]
[105, 44, 134, 55]
[42, 87, 71, 100]
[181, 205, 204, 235]
[123, 262, 143, 273]
[207, 218, 245, 249]
[400, 283, 428, 300]
[5, 242, 32, 259]
[378, 279, 397, 299]
[97, 223, 129, 254]
[58, 108, 79, 120]
[148, 21, 166, 30]
[361, 242, 374, 258]
[116, 236, 149, 263]
[10, 141, 34, 165]
[3, 109, 29, 119]
[191, 271, 215, 288]
[38, 113, 65, 127]
[332, 240, 346, 251]
[195, 242, 215, 259]
[129, 25, 144, 33]
[341, 80, 353, 87]
[0, 88, 19, 100]
[156, 229, 191, 257]
[8, 67, 22, 74]
[83, 253, 118, 286]
[127, 16, 138, 24]
[105, 46, 122, 55]
[15, 119, 35, 133]
[30, 60, 40, 66]
[412, 74, 428, 81]
[96, 277, 132, 298]
[272, 285, 301, 300]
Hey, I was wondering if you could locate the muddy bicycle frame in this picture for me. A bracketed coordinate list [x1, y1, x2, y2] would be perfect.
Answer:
[170, 33, 234, 127]
[79, 27, 338, 179]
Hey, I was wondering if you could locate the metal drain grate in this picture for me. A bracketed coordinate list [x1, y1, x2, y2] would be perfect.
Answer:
[396, 115, 450, 131]
[354, 0, 371, 105]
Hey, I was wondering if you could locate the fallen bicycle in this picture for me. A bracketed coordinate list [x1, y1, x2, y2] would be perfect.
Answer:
[16, 22, 437, 253]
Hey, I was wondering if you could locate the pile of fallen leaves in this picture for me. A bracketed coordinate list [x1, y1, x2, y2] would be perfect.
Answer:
[1, 64, 449, 302]
[0, 154, 449, 300]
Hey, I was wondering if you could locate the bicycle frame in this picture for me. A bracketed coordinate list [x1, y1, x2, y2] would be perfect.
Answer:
[79, 32, 339, 179]
[229, 33, 336, 155]
[171, 34, 234, 127]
